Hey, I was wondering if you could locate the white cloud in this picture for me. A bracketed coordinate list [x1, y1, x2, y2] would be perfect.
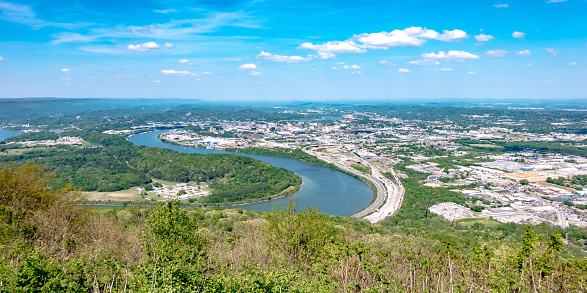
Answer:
[0, 56, 3, 61]
[485, 49, 507, 57]
[51, 11, 261, 45]
[494, 4, 509, 8]
[398, 68, 410, 73]
[51, 32, 97, 44]
[546, 48, 559, 56]
[546, 0, 567, 3]
[421, 50, 480, 61]
[317, 51, 336, 59]
[177, 59, 189, 63]
[440, 68, 452, 71]
[256, 51, 312, 62]
[379, 60, 393, 65]
[516, 50, 532, 56]
[0, 0, 77, 29]
[351, 64, 360, 69]
[161, 70, 195, 76]
[250, 71, 262, 76]
[238, 63, 257, 70]
[330, 67, 337, 70]
[407, 59, 440, 65]
[61, 68, 70, 72]
[467, 72, 476, 74]
[127, 42, 160, 51]
[150, 80, 161, 83]
[512, 31, 526, 38]
[298, 40, 365, 59]
[475, 33, 495, 42]
[164, 43, 174, 48]
[343, 65, 349, 69]
[353, 27, 440, 48]
[224, 58, 241, 61]
[154, 8, 178, 14]
[567, 62, 577, 66]
[436, 29, 469, 41]
[298, 26, 470, 58]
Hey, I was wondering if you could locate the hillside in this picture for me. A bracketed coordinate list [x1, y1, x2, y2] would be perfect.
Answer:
[0, 163, 585, 292]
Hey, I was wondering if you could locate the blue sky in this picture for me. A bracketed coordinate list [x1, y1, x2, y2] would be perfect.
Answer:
[0, 0, 585, 101]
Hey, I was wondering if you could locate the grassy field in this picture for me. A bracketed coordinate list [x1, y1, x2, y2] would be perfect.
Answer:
[84, 186, 142, 202]
[457, 218, 503, 228]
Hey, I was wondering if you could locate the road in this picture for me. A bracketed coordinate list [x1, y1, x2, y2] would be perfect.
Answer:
[302, 147, 404, 223]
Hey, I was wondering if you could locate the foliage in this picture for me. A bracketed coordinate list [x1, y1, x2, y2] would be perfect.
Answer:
[1, 165, 586, 292]
[0, 132, 301, 205]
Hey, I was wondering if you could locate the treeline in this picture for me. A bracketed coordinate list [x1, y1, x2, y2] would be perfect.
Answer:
[225, 147, 336, 169]
[0, 132, 300, 204]
[1, 164, 586, 292]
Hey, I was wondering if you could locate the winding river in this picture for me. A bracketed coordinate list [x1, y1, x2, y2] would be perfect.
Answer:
[127, 130, 372, 216]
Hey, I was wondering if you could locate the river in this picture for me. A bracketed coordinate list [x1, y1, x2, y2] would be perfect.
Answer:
[0, 126, 21, 142]
[127, 130, 372, 216]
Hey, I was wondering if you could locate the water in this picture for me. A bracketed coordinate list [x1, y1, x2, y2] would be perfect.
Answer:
[0, 126, 20, 142]
[127, 130, 372, 216]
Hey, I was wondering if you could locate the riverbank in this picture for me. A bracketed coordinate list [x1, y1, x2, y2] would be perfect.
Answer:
[224, 146, 379, 205]
[128, 130, 372, 216]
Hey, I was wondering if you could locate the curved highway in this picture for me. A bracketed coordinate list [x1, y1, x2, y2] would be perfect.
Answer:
[302, 147, 405, 223]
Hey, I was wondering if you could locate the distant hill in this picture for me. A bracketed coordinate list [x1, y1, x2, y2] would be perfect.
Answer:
[0, 98, 209, 123]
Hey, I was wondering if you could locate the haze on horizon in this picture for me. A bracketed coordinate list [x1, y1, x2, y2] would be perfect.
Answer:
[0, 0, 585, 101]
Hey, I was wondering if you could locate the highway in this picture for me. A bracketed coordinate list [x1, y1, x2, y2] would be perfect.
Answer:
[302, 147, 404, 223]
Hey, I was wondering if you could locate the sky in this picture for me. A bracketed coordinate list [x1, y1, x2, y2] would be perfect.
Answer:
[0, 0, 586, 101]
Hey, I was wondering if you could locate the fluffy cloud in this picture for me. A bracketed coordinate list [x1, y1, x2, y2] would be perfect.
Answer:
[353, 27, 440, 48]
[474, 33, 495, 42]
[256, 51, 312, 62]
[164, 43, 174, 48]
[512, 31, 526, 38]
[317, 51, 336, 59]
[298, 27, 469, 58]
[485, 50, 507, 57]
[177, 59, 189, 63]
[546, 48, 559, 56]
[250, 71, 262, 76]
[127, 42, 160, 51]
[421, 50, 480, 61]
[398, 68, 410, 73]
[161, 70, 195, 76]
[494, 4, 509, 8]
[379, 60, 393, 65]
[516, 50, 532, 56]
[61, 68, 70, 72]
[351, 64, 360, 69]
[407, 59, 440, 65]
[467, 72, 476, 74]
[440, 68, 452, 71]
[239, 63, 257, 70]
[224, 58, 241, 61]
[0, 56, 3, 61]
[567, 62, 577, 66]
[298, 40, 365, 59]
[436, 29, 469, 41]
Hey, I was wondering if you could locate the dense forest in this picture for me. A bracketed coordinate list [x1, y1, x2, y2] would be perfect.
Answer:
[1, 164, 586, 292]
[0, 132, 300, 205]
